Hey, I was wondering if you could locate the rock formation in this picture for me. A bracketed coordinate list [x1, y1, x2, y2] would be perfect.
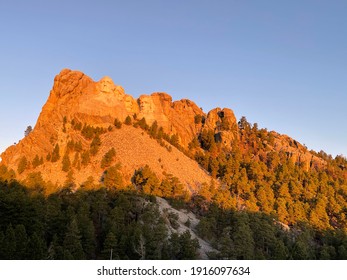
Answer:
[0, 69, 326, 190]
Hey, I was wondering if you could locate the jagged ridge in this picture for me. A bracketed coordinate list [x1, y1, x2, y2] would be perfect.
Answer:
[0, 69, 325, 191]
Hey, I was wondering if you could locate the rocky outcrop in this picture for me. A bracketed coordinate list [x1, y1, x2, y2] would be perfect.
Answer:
[204, 107, 238, 147]
[0, 69, 216, 187]
[271, 133, 326, 171]
[0, 68, 327, 188]
[137, 93, 204, 146]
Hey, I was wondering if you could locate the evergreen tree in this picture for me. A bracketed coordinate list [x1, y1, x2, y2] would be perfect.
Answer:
[292, 239, 311, 260]
[81, 151, 90, 166]
[114, 118, 122, 129]
[62, 152, 71, 172]
[51, 144, 60, 162]
[17, 156, 28, 174]
[101, 148, 116, 169]
[168, 231, 200, 260]
[124, 116, 132, 125]
[14, 224, 28, 259]
[170, 134, 179, 147]
[231, 213, 255, 259]
[104, 165, 124, 189]
[27, 233, 46, 260]
[149, 121, 158, 138]
[3, 224, 16, 259]
[24, 125, 32, 137]
[47, 234, 64, 260]
[90, 135, 101, 156]
[102, 231, 119, 260]
[137, 117, 149, 130]
[63, 218, 85, 260]
[218, 227, 234, 259]
[188, 137, 200, 150]
[76, 203, 96, 259]
[133, 165, 160, 195]
[238, 116, 251, 131]
[32, 154, 43, 168]
[309, 196, 330, 229]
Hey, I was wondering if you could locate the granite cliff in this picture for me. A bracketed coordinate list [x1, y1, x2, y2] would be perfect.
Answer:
[0, 69, 325, 191]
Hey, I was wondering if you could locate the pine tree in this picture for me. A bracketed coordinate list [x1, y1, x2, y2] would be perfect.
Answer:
[102, 231, 118, 260]
[27, 232, 46, 260]
[124, 116, 132, 125]
[149, 121, 158, 138]
[24, 125, 32, 137]
[133, 165, 160, 195]
[101, 148, 116, 169]
[14, 224, 28, 259]
[51, 144, 60, 162]
[47, 234, 64, 260]
[90, 135, 101, 156]
[114, 118, 122, 129]
[77, 203, 96, 259]
[231, 213, 255, 259]
[309, 196, 330, 229]
[3, 224, 16, 259]
[168, 230, 200, 260]
[103, 166, 124, 189]
[63, 218, 85, 260]
[188, 137, 200, 150]
[137, 117, 149, 130]
[81, 151, 90, 166]
[32, 154, 42, 168]
[62, 152, 71, 172]
[256, 185, 274, 214]
[292, 239, 310, 260]
[17, 156, 28, 174]
[170, 134, 179, 147]
[218, 227, 234, 259]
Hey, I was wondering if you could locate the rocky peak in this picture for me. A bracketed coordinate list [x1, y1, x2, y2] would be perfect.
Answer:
[0, 68, 328, 187]
[51, 69, 91, 98]
[205, 108, 237, 130]
[97, 76, 125, 97]
[36, 69, 240, 148]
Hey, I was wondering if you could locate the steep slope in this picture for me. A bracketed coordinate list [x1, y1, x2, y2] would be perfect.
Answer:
[157, 197, 217, 259]
[0, 68, 329, 192]
[0, 69, 215, 190]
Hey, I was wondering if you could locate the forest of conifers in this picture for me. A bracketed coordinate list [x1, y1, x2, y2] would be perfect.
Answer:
[1, 181, 347, 260]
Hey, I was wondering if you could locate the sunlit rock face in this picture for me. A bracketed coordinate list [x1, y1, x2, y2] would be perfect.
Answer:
[0, 68, 326, 188]
[97, 76, 125, 98]
[0, 69, 216, 187]
[32, 69, 239, 149]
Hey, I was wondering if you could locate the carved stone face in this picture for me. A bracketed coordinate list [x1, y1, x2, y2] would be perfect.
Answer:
[97, 76, 115, 94]
[125, 95, 136, 111]
[139, 95, 155, 113]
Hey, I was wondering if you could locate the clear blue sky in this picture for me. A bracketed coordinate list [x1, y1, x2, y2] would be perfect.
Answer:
[0, 0, 346, 157]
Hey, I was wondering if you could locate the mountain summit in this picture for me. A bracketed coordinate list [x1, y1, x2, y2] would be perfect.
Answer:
[0, 69, 326, 192]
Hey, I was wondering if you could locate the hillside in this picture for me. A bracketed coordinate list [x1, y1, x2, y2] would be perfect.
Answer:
[0, 69, 346, 229]
[0, 69, 326, 190]
[0, 69, 217, 190]
[1, 69, 347, 260]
